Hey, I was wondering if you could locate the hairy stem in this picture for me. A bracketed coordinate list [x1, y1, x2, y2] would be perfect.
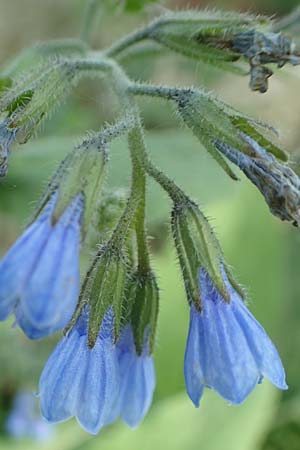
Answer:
[105, 27, 152, 58]
[128, 124, 150, 273]
[129, 83, 186, 100]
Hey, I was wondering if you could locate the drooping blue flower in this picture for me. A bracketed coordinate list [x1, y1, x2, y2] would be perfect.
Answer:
[184, 267, 287, 407]
[39, 308, 120, 435]
[115, 325, 155, 428]
[6, 391, 54, 441]
[0, 192, 83, 339]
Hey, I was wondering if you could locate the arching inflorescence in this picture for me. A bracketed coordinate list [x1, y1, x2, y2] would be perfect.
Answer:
[1, 2, 299, 435]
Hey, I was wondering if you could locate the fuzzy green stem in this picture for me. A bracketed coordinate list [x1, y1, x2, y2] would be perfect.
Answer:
[105, 27, 152, 58]
[128, 124, 151, 273]
[129, 83, 186, 100]
[79, 54, 190, 238]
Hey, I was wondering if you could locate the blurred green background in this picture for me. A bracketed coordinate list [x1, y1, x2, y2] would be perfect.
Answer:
[1, 0, 300, 449]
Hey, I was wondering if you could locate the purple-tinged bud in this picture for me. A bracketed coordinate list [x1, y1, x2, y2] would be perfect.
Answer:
[175, 88, 287, 180]
[215, 134, 300, 225]
[147, 10, 300, 91]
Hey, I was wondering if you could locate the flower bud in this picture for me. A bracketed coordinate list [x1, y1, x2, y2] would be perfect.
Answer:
[171, 201, 243, 309]
[0, 59, 78, 143]
[175, 88, 287, 178]
[215, 134, 300, 225]
[92, 189, 127, 243]
[127, 271, 159, 355]
[148, 11, 300, 91]
[148, 10, 264, 72]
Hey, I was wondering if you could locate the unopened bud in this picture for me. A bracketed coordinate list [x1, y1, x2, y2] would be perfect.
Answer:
[0, 59, 79, 143]
[215, 134, 300, 225]
[148, 11, 299, 91]
[175, 89, 287, 179]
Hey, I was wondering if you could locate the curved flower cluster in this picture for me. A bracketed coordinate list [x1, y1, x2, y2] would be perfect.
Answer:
[39, 309, 155, 434]
[0, 5, 293, 437]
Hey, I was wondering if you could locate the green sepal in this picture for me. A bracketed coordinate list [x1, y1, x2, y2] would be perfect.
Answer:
[87, 246, 129, 348]
[177, 90, 244, 179]
[7, 90, 34, 116]
[151, 33, 245, 75]
[149, 10, 269, 72]
[33, 139, 107, 239]
[171, 201, 235, 309]
[128, 271, 159, 355]
[0, 59, 81, 138]
[176, 89, 287, 177]
[229, 115, 288, 162]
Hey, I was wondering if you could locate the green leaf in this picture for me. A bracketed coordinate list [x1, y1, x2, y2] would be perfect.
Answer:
[125, 0, 157, 12]
[83, 384, 278, 450]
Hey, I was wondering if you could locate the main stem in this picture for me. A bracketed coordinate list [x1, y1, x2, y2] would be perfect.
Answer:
[128, 124, 150, 273]
[82, 54, 191, 248]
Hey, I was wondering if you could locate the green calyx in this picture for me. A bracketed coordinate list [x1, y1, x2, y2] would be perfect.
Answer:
[127, 271, 159, 355]
[0, 60, 78, 141]
[83, 245, 129, 349]
[176, 89, 287, 180]
[171, 201, 233, 309]
[35, 139, 107, 238]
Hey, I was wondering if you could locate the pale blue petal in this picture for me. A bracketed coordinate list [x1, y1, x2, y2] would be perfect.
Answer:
[120, 355, 155, 428]
[232, 296, 287, 390]
[76, 338, 119, 434]
[0, 219, 51, 320]
[205, 301, 259, 404]
[40, 331, 87, 423]
[184, 307, 204, 407]
[198, 269, 260, 404]
[117, 326, 155, 428]
[0, 193, 57, 320]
